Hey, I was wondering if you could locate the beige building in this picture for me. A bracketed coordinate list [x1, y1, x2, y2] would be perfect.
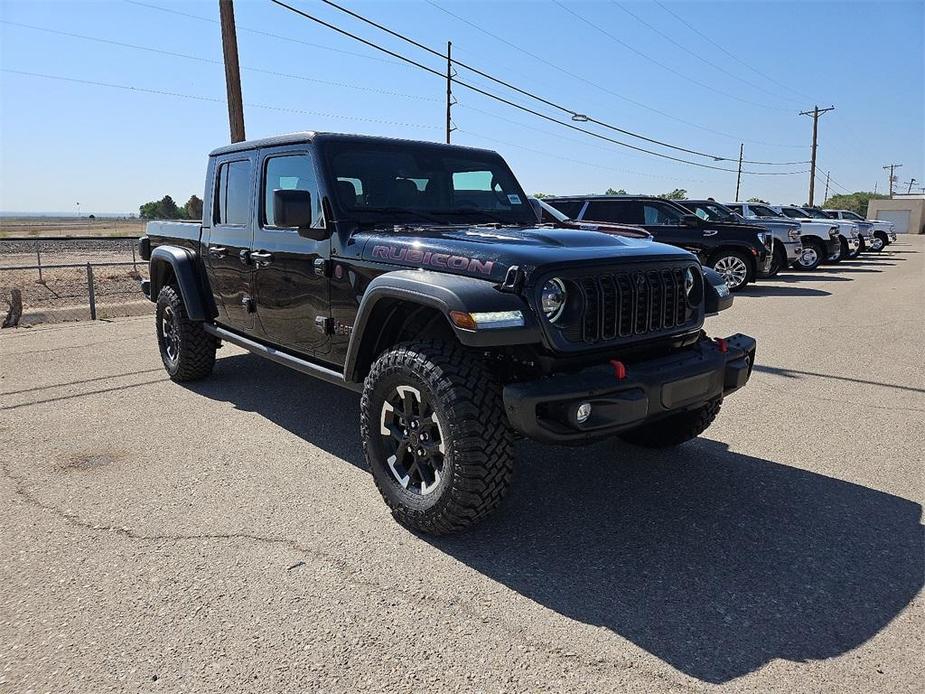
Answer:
[867, 194, 925, 234]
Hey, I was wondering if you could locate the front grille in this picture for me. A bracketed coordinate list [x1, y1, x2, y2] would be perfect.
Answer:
[572, 267, 696, 344]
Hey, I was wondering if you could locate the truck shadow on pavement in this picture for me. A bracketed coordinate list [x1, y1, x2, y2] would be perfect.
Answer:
[432, 438, 924, 683]
[737, 285, 830, 297]
[185, 354, 924, 685]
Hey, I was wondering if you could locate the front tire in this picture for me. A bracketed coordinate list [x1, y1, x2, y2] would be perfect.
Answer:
[360, 340, 514, 535]
[767, 244, 786, 278]
[793, 239, 823, 271]
[826, 238, 845, 264]
[619, 398, 722, 448]
[155, 285, 216, 382]
[871, 232, 887, 251]
[710, 250, 752, 291]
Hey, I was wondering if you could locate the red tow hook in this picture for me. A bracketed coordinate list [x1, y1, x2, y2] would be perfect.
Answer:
[714, 337, 729, 353]
[609, 359, 627, 380]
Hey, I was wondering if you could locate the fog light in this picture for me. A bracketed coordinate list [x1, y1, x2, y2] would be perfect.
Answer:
[576, 402, 592, 424]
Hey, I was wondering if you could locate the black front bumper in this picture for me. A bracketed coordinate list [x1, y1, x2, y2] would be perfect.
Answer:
[503, 334, 756, 444]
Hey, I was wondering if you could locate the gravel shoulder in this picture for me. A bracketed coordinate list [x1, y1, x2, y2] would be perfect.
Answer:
[1, 238, 923, 693]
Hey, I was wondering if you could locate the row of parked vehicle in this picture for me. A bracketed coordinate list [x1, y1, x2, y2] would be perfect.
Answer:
[531, 195, 898, 290]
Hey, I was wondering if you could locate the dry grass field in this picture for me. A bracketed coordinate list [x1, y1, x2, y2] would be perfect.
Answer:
[0, 216, 147, 238]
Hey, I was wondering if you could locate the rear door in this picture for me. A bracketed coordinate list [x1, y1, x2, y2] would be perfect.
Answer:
[252, 145, 330, 357]
[205, 153, 257, 333]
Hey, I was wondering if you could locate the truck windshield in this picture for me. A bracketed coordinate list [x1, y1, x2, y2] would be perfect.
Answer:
[801, 208, 830, 219]
[683, 201, 736, 221]
[322, 140, 536, 226]
[748, 204, 783, 218]
[780, 207, 809, 219]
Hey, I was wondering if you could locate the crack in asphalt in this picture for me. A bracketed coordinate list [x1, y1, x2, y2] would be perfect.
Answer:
[0, 458, 691, 691]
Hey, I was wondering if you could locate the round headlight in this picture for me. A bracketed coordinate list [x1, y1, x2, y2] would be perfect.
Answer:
[540, 278, 567, 322]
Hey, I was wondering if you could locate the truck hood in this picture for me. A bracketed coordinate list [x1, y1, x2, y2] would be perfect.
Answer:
[356, 225, 694, 283]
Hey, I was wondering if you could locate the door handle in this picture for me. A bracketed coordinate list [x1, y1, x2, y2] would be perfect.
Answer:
[207, 245, 227, 258]
[250, 251, 273, 267]
[702, 230, 718, 237]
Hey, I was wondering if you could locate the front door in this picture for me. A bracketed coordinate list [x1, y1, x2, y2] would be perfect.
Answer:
[252, 147, 330, 357]
[639, 200, 707, 258]
[205, 154, 257, 333]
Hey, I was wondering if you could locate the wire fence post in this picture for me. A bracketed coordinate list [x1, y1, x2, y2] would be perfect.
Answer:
[86, 263, 97, 320]
[131, 242, 137, 271]
[36, 241, 43, 282]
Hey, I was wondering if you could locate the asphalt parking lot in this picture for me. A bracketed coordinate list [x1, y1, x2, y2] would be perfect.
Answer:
[1, 237, 923, 693]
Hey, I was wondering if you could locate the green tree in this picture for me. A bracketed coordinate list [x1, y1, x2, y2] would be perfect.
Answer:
[604, 187, 627, 195]
[183, 194, 203, 220]
[747, 197, 769, 204]
[821, 191, 888, 216]
[139, 195, 182, 220]
[657, 188, 687, 200]
[532, 192, 551, 199]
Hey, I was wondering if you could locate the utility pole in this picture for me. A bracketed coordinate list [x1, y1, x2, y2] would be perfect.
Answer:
[799, 105, 835, 206]
[907, 178, 918, 194]
[734, 143, 743, 201]
[882, 163, 902, 196]
[219, 0, 245, 143]
[445, 41, 454, 144]
[824, 171, 830, 201]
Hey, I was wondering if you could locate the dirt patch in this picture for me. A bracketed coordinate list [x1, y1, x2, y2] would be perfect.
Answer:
[58, 451, 122, 472]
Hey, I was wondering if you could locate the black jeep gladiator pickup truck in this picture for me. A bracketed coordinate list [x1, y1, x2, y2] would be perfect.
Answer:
[545, 195, 773, 291]
[138, 132, 756, 534]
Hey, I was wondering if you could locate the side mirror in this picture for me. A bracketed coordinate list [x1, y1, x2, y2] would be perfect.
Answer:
[274, 189, 327, 240]
[680, 214, 702, 227]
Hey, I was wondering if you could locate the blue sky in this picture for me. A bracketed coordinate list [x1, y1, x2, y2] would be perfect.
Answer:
[1, 0, 922, 214]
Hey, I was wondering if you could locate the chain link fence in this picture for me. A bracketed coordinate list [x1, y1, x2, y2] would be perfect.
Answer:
[1, 237, 152, 327]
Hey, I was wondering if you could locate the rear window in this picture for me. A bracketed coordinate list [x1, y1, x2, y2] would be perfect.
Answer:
[546, 200, 584, 219]
[215, 160, 252, 226]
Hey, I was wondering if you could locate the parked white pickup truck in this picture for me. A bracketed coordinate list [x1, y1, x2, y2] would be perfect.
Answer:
[731, 202, 837, 271]
[824, 209, 895, 250]
[773, 205, 858, 263]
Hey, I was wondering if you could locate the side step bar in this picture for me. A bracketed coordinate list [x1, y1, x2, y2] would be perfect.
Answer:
[203, 324, 361, 392]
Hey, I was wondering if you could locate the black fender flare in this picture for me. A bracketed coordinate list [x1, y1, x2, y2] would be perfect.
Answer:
[343, 269, 541, 383]
[148, 245, 210, 321]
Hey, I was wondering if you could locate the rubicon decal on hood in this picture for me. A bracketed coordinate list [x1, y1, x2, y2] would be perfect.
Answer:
[371, 245, 495, 275]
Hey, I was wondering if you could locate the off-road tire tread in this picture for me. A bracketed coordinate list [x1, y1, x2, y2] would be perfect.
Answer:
[619, 398, 722, 448]
[156, 284, 216, 382]
[360, 340, 514, 535]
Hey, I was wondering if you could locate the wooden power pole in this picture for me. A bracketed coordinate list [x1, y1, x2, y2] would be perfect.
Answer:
[445, 41, 454, 144]
[824, 171, 830, 201]
[883, 163, 903, 197]
[735, 143, 743, 201]
[219, 0, 246, 143]
[799, 105, 835, 206]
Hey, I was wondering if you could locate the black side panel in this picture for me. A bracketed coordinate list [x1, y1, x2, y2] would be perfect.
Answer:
[149, 245, 209, 321]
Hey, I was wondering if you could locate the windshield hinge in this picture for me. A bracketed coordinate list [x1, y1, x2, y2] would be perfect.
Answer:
[499, 265, 526, 293]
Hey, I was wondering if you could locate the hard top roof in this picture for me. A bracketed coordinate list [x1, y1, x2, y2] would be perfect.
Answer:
[209, 131, 500, 157]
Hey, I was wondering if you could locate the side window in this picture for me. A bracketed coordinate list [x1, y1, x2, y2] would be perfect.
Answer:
[263, 153, 322, 227]
[642, 202, 683, 225]
[585, 200, 642, 224]
[214, 160, 252, 226]
[727, 204, 744, 215]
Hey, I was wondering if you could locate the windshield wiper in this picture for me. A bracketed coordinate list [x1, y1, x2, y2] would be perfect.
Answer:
[358, 207, 448, 225]
[431, 208, 514, 224]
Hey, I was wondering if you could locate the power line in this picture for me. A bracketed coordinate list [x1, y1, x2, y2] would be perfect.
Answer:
[652, 0, 816, 103]
[551, 1, 788, 112]
[0, 20, 440, 103]
[313, 0, 807, 166]
[607, 1, 801, 105]
[269, 0, 807, 176]
[0, 69, 440, 129]
[123, 0, 402, 67]
[422, 0, 803, 149]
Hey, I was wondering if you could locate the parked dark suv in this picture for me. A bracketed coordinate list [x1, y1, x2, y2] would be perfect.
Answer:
[545, 196, 772, 290]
